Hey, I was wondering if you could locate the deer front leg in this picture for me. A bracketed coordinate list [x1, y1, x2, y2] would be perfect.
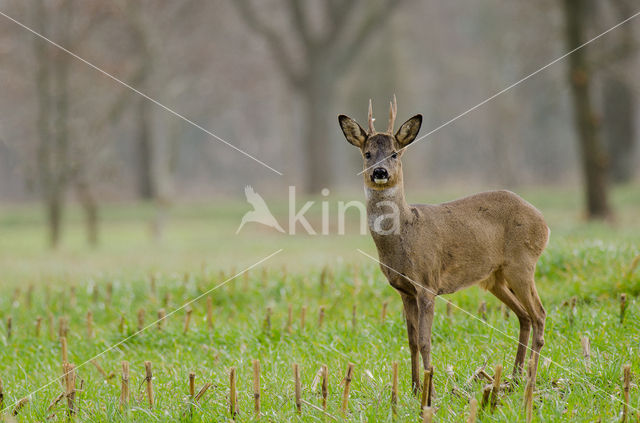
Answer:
[400, 293, 420, 395]
[417, 294, 435, 370]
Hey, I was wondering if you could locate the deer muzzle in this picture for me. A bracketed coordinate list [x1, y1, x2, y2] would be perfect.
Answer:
[372, 167, 389, 184]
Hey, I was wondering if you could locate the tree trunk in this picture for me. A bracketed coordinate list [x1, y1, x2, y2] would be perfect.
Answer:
[563, 0, 611, 219]
[33, 0, 71, 248]
[302, 77, 334, 193]
[49, 0, 72, 246]
[33, 0, 57, 247]
[46, 191, 63, 247]
[602, 75, 636, 183]
[125, 0, 157, 201]
[136, 97, 155, 199]
[75, 178, 98, 247]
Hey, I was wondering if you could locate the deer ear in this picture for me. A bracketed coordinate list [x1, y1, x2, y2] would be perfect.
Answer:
[338, 115, 367, 148]
[395, 114, 422, 147]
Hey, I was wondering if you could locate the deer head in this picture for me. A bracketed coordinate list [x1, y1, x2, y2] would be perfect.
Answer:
[339, 97, 422, 190]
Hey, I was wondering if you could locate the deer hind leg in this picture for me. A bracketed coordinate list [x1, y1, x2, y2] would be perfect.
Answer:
[503, 264, 547, 383]
[400, 293, 421, 395]
[489, 276, 531, 379]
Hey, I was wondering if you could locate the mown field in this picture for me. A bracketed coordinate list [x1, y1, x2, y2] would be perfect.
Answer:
[0, 186, 639, 421]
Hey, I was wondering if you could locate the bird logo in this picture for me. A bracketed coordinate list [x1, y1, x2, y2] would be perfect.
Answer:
[236, 186, 285, 234]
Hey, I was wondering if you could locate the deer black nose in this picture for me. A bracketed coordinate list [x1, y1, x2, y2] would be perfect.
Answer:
[372, 167, 388, 180]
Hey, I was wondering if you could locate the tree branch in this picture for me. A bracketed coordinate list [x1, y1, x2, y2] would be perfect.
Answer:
[333, 0, 403, 73]
[589, 40, 638, 68]
[70, 1, 112, 48]
[587, 0, 637, 70]
[287, 0, 311, 48]
[322, 0, 358, 47]
[232, 0, 304, 88]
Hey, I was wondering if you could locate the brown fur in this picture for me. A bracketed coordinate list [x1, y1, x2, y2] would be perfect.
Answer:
[339, 103, 549, 393]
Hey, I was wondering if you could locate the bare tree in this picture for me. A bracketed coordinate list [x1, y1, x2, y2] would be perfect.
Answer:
[2, 0, 635, 208]
[27, 0, 118, 247]
[562, 0, 611, 219]
[117, 0, 198, 240]
[233, 0, 404, 192]
[598, 0, 637, 184]
[120, 0, 156, 200]
[32, 0, 73, 247]
[602, 73, 636, 184]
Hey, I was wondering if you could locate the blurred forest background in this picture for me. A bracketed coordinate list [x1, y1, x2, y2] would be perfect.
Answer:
[0, 0, 638, 249]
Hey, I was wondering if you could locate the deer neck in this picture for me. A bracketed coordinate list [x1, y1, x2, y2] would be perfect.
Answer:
[364, 177, 411, 237]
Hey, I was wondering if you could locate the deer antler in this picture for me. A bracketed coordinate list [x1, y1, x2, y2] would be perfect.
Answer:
[368, 99, 375, 134]
[387, 94, 397, 134]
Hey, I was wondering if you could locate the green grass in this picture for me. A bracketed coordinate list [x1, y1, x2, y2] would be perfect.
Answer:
[0, 186, 639, 421]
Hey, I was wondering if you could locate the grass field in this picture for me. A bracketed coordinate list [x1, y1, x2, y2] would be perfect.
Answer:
[0, 186, 639, 421]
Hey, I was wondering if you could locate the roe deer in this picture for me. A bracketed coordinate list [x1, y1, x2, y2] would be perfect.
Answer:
[338, 97, 549, 393]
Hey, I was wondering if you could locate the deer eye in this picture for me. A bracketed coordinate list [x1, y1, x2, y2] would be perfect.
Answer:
[364, 152, 371, 159]
[391, 152, 398, 159]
